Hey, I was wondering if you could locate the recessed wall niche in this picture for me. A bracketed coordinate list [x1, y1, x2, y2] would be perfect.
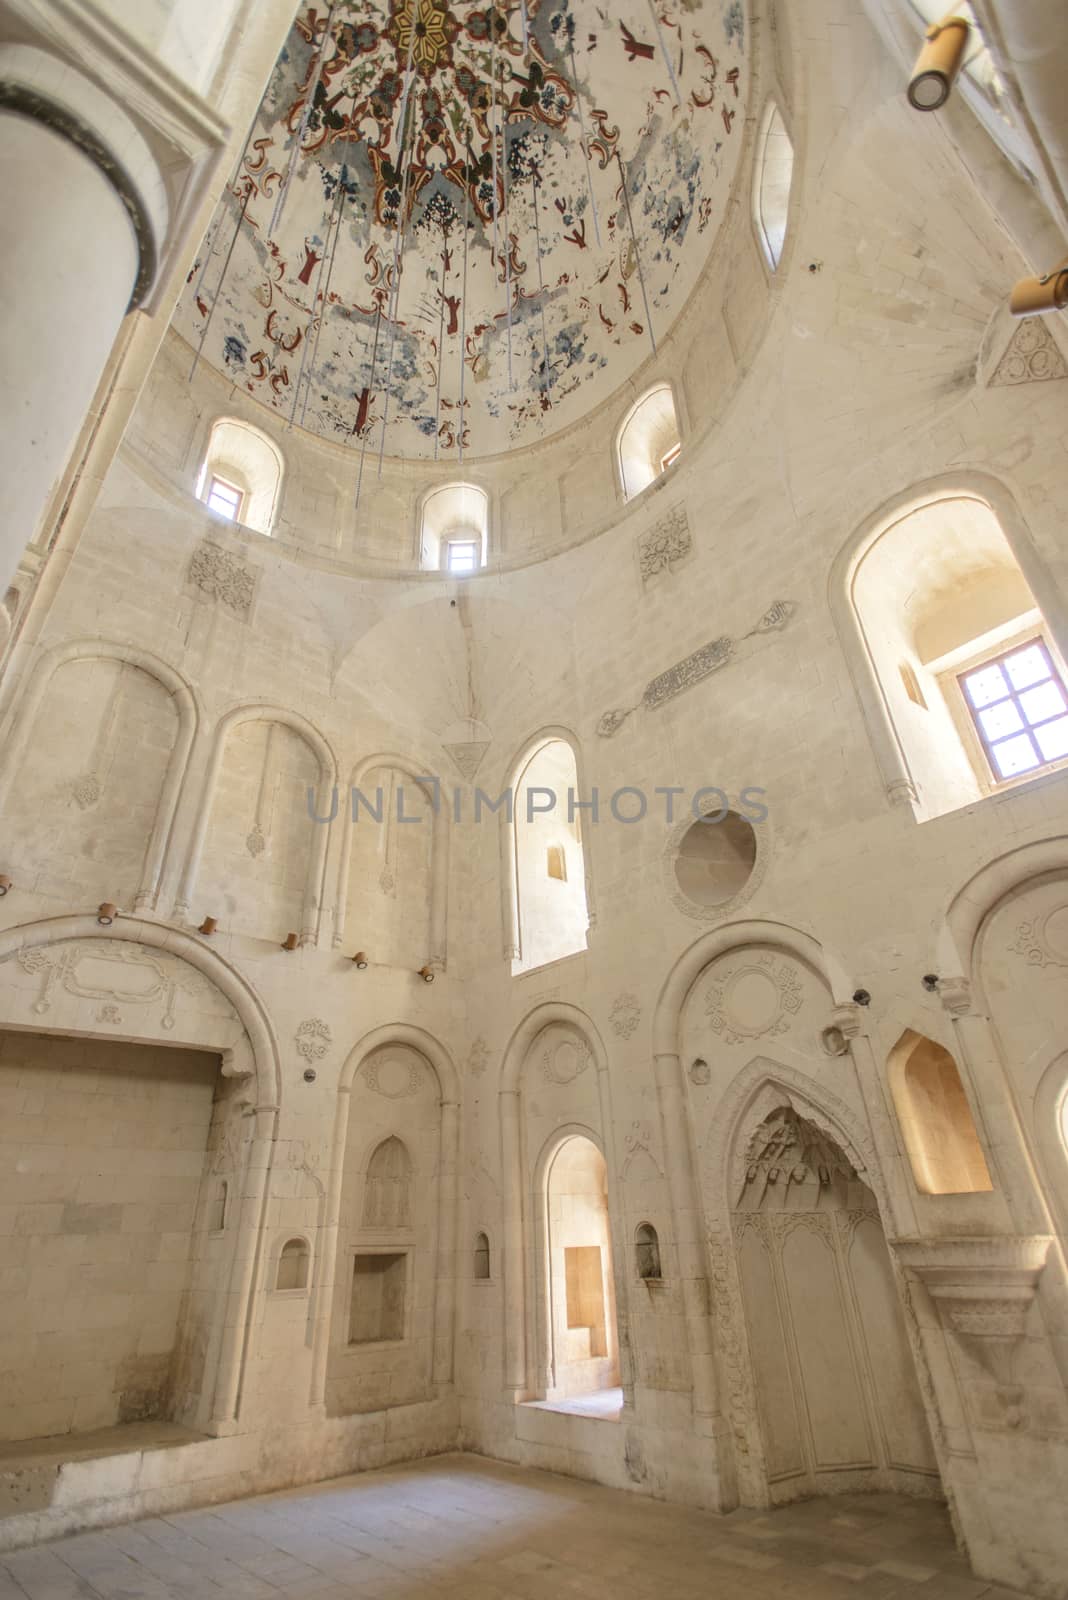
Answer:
[349, 1252, 407, 1344]
[671, 810, 760, 916]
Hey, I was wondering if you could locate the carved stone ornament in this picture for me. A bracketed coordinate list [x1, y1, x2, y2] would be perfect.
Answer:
[467, 1036, 490, 1077]
[71, 772, 102, 811]
[638, 505, 692, 582]
[937, 976, 973, 1017]
[16, 941, 204, 1030]
[596, 599, 799, 734]
[621, 1121, 663, 1178]
[444, 741, 491, 781]
[610, 992, 641, 1039]
[1010, 906, 1068, 970]
[891, 1235, 1051, 1385]
[705, 954, 804, 1045]
[188, 540, 257, 617]
[295, 1018, 332, 1063]
[361, 1052, 425, 1099]
[689, 1056, 711, 1086]
[246, 823, 266, 858]
[541, 1034, 593, 1085]
[989, 317, 1068, 387]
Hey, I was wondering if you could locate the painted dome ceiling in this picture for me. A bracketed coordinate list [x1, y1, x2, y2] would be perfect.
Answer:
[175, 0, 749, 460]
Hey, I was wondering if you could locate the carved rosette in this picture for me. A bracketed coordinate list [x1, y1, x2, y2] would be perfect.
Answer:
[541, 1034, 593, 1085]
[704, 954, 803, 1045]
[1010, 906, 1068, 970]
[610, 992, 641, 1039]
[295, 1018, 332, 1063]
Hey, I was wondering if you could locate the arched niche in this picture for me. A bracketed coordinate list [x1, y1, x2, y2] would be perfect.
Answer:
[176, 705, 336, 946]
[537, 1130, 621, 1403]
[617, 382, 681, 502]
[832, 479, 1068, 820]
[0, 640, 198, 912]
[0, 914, 281, 1437]
[318, 1026, 460, 1417]
[506, 732, 590, 974]
[197, 416, 283, 535]
[753, 100, 794, 270]
[635, 1222, 662, 1281]
[888, 1029, 994, 1196]
[275, 1236, 312, 1293]
[334, 755, 449, 970]
[729, 1098, 939, 1502]
[419, 481, 489, 572]
[497, 1005, 630, 1407]
[474, 1231, 491, 1280]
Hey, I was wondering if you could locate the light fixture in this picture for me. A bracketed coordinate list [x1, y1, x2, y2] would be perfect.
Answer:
[1010, 256, 1068, 318]
[0, 874, 10, 896]
[97, 902, 117, 925]
[417, 965, 436, 984]
[198, 916, 218, 936]
[907, 14, 970, 112]
[351, 951, 369, 969]
[281, 932, 299, 951]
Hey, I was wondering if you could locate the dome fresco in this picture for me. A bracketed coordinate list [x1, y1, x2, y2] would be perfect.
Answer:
[174, 0, 749, 461]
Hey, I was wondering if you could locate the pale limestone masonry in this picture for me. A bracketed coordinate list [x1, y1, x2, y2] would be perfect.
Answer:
[1, 1, 1068, 1598]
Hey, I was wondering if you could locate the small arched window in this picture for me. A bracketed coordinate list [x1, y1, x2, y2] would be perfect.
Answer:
[888, 1029, 994, 1195]
[276, 1237, 311, 1291]
[420, 482, 489, 572]
[635, 1222, 662, 1281]
[617, 384, 681, 502]
[363, 1136, 413, 1229]
[511, 737, 589, 974]
[197, 417, 283, 535]
[753, 102, 794, 271]
[474, 1231, 491, 1280]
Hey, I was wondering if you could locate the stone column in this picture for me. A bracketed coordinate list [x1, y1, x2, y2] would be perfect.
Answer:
[500, 1086, 529, 1397]
[0, 45, 166, 596]
[432, 1097, 461, 1387]
[653, 1050, 724, 1433]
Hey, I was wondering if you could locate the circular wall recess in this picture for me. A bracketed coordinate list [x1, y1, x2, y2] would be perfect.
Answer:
[664, 803, 769, 922]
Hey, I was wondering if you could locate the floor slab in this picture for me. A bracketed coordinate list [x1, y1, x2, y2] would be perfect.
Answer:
[0, 1453, 1041, 1600]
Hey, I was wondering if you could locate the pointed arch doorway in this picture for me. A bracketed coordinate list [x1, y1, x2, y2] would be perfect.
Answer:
[731, 1104, 941, 1502]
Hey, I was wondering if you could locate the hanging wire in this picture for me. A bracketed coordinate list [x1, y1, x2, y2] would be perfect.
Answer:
[502, 11, 515, 387]
[289, 127, 353, 429]
[458, 149, 472, 464]
[616, 151, 657, 355]
[565, 2, 601, 249]
[299, 123, 356, 429]
[519, 0, 530, 53]
[355, 305, 383, 511]
[490, 8, 500, 267]
[646, 0, 684, 108]
[269, 1, 340, 241]
[433, 220, 449, 461]
[530, 166, 552, 409]
[189, 183, 251, 381]
[375, 22, 422, 479]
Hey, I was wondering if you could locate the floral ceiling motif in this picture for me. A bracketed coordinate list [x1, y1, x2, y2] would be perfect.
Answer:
[174, 0, 748, 459]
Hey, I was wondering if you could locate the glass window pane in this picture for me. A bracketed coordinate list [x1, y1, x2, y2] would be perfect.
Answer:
[1034, 717, 1068, 764]
[991, 733, 1041, 779]
[1019, 680, 1066, 727]
[978, 701, 1024, 742]
[963, 662, 1009, 708]
[1004, 643, 1050, 692]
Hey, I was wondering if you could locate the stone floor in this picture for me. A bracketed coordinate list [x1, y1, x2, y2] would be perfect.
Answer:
[0, 1454, 1038, 1600]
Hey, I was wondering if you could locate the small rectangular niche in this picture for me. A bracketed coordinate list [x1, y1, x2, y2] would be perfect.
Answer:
[349, 1251, 407, 1345]
[565, 1245, 607, 1357]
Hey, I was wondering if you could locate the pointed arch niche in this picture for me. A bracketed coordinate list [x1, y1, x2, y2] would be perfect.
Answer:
[507, 735, 590, 974]
[837, 484, 1068, 820]
[888, 1029, 994, 1196]
[753, 101, 795, 271]
[729, 1095, 939, 1503]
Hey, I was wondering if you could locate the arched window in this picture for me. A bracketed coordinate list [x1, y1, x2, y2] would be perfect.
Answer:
[276, 1237, 311, 1291]
[635, 1222, 662, 1281]
[362, 1136, 413, 1229]
[420, 482, 489, 572]
[474, 1231, 491, 1280]
[617, 383, 681, 502]
[753, 101, 794, 271]
[888, 1029, 994, 1195]
[848, 492, 1068, 819]
[544, 1136, 620, 1402]
[511, 737, 589, 974]
[197, 417, 283, 535]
